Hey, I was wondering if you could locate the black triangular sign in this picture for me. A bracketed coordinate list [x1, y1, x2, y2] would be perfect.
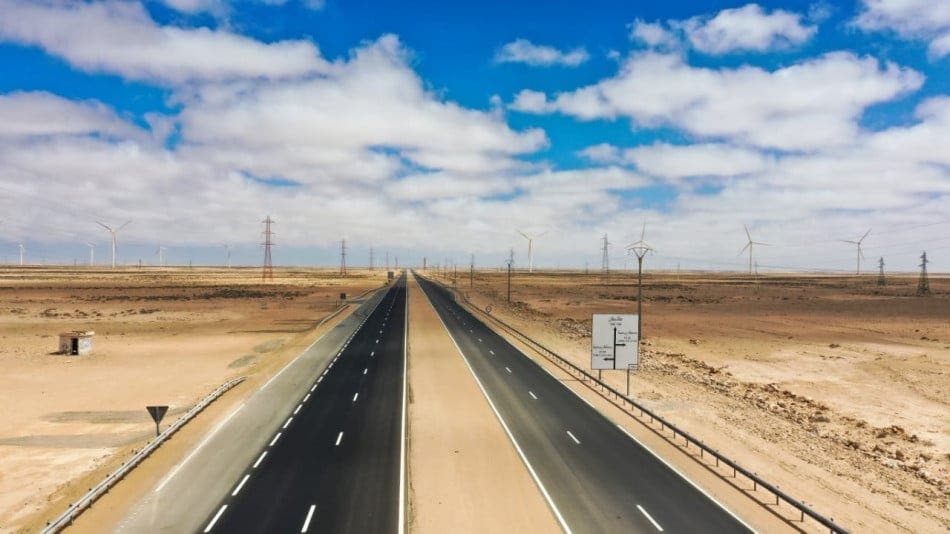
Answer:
[147, 405, 169, 424]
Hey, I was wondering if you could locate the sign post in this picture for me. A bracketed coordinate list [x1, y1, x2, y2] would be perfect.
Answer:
[591, 314, 639, 395]
[146, 405, 169, 437]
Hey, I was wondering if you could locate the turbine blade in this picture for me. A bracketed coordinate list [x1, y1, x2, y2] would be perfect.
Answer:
[96, 221, 112, 231]
[860, 228, 871, 243]
[640, 222, 646, 242]
[744, 224, 751, 241]
[117, 220, 132, 231]
[739, 242, 751, 255]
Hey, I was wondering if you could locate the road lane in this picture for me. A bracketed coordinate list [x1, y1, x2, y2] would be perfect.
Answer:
[199, 273, 407, 533]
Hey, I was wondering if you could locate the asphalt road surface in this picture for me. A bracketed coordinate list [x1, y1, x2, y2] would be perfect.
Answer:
[200, 273, 407, 534]
[416, 273, 753, 534]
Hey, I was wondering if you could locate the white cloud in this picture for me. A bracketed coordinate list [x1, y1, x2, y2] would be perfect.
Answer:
[495, 39, 589, 67]
[509, 89, 551, 113]
[624, 143, 771, 179]
[855, 0, 950, 58]
[514, 51, 923, 151]
[577, 143, 622, 164]
[0, 0, 328, 84]
[177, 35, 546, 181]
[678, 3, 817, 54]
[629, 19, 678, 49]
[0, 92, 142, 140]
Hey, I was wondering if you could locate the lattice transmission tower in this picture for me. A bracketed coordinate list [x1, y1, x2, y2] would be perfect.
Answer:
[340, 238, 348, 276]
[261, 216, 275, 281]
[601, 234, 611, 280]
[877, 257, 886, 287]
[917, 251, 930, 296]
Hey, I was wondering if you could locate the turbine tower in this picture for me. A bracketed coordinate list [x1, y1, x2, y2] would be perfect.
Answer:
[517, 229, 546, 273]
[841, 229, 871, 275]
[96, 220, 131, 269]
[156, 246, 167, 267]
[739, 225, 769, 275]
[17, 243, 24, 266]
[86, 243, 95, 266]
[223, 244, 232, 268]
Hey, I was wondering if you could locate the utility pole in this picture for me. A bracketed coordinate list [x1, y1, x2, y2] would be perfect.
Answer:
[340, 238, 348, 276]
[917, 251, 930, 296]
[453, 263, 458, 287]
[601, 234, 610, 282]
[386, 251, 389, 270]
[261, 216, 274, 281]
[878, 257, 886, 287]
[369, 247, 374, 271]
[470, 253, 474, 288]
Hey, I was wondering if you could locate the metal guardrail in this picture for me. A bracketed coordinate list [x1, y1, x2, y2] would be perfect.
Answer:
[42, 376, 247, 534]
[421, 273, 849, 534]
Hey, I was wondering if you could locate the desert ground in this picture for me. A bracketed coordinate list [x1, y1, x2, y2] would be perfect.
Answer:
[0, 266, 385, 533]
[432, 267, 949, 532]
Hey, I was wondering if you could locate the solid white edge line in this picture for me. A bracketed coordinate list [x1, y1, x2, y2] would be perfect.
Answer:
[566, 430, 581, 445]
[637, 504, 664, 531]
[203, 504, 227, 532]
[301, 504, 316, 533]
[399, 275, 408, 534]
[252, 451, 267, 468]
[154, 403, 245, 493]
[418, 278, 572, 534]
[614, 424, 755, 532]
[231, 474, 250, 496]
[335, 431, 343, 446]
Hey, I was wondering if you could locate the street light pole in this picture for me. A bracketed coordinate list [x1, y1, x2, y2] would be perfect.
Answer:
[625, 223, 652, 397]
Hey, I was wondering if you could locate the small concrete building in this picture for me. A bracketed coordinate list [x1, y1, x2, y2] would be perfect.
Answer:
[59, 330, 94, 355]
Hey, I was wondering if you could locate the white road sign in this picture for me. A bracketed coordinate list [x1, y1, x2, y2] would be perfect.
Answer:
[591, 314, 639, 370]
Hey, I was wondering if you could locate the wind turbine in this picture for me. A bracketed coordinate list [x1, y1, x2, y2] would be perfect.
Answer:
[156, 246, 167, 267]
[96, 221, 131, 269]
[517, 229, 546, 273]
[739, 225, 770, 275]
[841, 229, 870, 275]
[86, 243, 95, 266]
[17, 243, 24, 266]
[223, 243, 232, 268]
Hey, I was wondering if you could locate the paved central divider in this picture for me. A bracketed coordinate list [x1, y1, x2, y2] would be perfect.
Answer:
[407, 273, 559, 533]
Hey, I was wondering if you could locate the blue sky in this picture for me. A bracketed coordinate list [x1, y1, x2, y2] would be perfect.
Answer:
[0, 0, 947, 271]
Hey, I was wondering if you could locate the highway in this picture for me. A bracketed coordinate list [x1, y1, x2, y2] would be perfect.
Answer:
[415, 273, 753, 534]
[199, 273, 407, 533]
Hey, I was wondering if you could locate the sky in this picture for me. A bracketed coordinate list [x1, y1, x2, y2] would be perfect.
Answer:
[0, 0, 947, 272]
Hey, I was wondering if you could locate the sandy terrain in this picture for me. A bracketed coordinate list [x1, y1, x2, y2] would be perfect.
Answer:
[0, 266, 384, 533]
[406, 274, 558, 532]
[432, 269, 949, 532]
